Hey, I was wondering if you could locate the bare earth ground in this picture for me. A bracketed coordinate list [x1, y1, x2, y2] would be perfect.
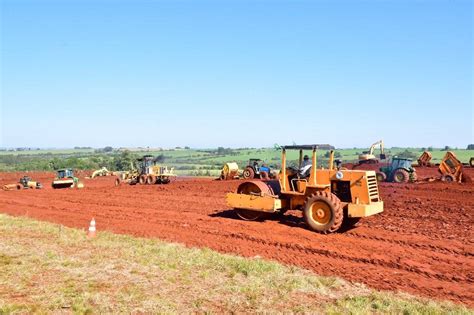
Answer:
[0, 168, 473, 307]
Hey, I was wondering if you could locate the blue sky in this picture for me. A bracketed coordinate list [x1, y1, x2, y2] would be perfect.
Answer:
[1, 0, 472, 148]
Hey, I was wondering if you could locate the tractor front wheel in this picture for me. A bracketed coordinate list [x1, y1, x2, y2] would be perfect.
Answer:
[410, 171, 418, 182]
[260, 171, 269, 180]
[376, 172, 387, 182]
[242, 167, 255, 179]
[393, 169, 409, 183]
[303, 191, 343, 234]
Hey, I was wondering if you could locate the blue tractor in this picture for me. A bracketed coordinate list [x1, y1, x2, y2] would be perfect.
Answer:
[376, 157, 417, 183]
[242, 159, 273, 180]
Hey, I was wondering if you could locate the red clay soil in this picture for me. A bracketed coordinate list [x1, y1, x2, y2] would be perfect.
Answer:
[0, 171, 473, 307]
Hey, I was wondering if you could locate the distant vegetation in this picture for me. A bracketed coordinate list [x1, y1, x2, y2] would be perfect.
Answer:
[0, 146, 473, 175]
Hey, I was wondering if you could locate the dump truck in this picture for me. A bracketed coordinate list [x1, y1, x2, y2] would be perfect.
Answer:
[226, 145, 383, 234]
[52, 169, 84, 189]
[417, 151, 432, 167]
[438, 151, 467, 182]
[376, 157, 417, 183]
[242, 159, 274, 180]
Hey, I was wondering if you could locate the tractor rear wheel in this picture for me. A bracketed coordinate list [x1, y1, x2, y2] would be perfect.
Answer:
[393, 169, 409, 183]
[147, 175, 156, 185]
[376, 172, 387, 182]
[139, 175, 147, 185]
[242, 167, 255, 179]
[303, 191, 343, 234]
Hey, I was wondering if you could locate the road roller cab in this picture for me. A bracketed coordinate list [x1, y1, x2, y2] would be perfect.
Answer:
[226, 145, 384, 234]
[52, 169, 83, 189]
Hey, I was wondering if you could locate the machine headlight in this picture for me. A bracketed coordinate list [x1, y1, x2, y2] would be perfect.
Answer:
[336, 171, 344, 180]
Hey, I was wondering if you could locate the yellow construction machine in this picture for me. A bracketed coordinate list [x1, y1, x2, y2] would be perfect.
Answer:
[219, 162, 240, 180]
[91, 167, 112, 178]
[417, 151, 432, 167]
[438, 151, 468, 182]
[226, 145, 384, 234]
[358, 140, 386, 164]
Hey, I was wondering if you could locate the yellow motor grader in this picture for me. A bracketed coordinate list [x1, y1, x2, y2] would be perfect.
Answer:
[115, 155, 176, 186]
[226, 145, 384, 234]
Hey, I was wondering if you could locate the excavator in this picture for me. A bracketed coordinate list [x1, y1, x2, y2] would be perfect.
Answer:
[358, 140, 386, 164]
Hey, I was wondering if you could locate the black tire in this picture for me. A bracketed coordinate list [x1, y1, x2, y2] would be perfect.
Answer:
[376, 172, 387, 182]
[260, 171, 269, 180]
[343, 217, 361, 228]
[236, 209, 265, 221]
[393, 169, 409, 183]
[147, 175, 156, 185]
[114, 178, 121, 186]
[303, 191, 343, 234]
[242, 167, 255, 179]
[442, 174, 454, 182]
[139, 175, 147, 185]
[161, 177, 170, 184]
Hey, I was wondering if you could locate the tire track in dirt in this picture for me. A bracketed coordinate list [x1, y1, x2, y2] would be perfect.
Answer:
[0, 172, 473, 306]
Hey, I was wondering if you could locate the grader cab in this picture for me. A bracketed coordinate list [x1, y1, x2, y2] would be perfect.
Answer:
[226, 145, 383, 234]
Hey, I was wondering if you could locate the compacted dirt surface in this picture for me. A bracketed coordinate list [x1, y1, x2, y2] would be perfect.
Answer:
[0, 169, 473, 306]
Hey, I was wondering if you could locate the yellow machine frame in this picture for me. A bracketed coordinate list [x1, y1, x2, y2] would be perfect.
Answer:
[227, 145, 384, 233]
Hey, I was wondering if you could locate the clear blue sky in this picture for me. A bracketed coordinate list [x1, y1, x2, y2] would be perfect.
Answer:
[1, 0, 472, 148]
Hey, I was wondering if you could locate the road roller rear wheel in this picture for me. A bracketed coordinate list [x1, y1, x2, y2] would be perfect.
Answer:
[303, 191, 343, 234]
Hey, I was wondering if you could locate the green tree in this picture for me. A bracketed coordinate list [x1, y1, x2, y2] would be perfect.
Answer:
[114, 150, 137, 171]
